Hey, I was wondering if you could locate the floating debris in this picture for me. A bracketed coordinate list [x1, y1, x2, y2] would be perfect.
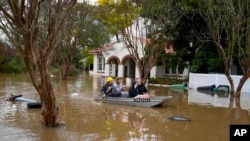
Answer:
[169, 116, 191, 121]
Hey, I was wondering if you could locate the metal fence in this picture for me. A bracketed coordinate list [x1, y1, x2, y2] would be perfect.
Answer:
[189, 73, 250, 93]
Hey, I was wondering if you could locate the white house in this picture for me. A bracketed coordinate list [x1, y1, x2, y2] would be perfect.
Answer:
[88, 18, 189, 80]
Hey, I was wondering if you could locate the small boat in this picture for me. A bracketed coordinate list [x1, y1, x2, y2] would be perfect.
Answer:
[94, 95, 173, 107]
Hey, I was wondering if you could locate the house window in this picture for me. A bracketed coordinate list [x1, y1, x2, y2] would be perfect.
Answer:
[98, 55, 105, 71]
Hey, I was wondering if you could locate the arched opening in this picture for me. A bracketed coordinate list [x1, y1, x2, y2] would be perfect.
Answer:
[107, 56, 120, 77]
[121, 55, 136, 78]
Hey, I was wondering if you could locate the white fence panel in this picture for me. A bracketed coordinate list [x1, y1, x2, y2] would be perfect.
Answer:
[189, 73, 250, 93]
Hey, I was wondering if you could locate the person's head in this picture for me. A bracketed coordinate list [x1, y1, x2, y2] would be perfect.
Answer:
[135, 79, 142, 85]
[106, 77, 113, 84]
[115, 77, 121, 84]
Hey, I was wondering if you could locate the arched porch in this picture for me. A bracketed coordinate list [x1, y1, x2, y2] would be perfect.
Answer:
[121, 55, 138, 78]
[105, 56, 120, 77]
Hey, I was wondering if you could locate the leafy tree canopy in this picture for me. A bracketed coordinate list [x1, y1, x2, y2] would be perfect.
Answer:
[97, 0, 140, 35]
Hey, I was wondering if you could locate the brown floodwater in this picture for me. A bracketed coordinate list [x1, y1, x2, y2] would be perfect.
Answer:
[0, 72, 250, 141]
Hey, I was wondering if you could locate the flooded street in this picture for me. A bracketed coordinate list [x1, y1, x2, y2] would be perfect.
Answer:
[0, 73, 250, 141]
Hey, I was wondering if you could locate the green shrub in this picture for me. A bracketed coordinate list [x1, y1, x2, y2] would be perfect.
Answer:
[49, 66, 58, 75]
[67, 65, 78, 76]
[0, 57, 25, 73]
[49, 65, 79, 76]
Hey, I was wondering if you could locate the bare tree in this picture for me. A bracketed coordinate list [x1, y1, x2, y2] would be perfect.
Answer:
[0, 0, 76, 127]
[122, 0, 184, 83]
[198, 0, 250, 97]
[53, 3, 110, 80]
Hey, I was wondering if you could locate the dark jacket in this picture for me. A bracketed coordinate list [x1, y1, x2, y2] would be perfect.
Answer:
[100, 83, 112, 95]
[100, 83, 121, 97]
[129, 81, 148, 98]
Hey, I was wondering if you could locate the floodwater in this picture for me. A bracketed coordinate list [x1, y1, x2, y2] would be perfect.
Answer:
[0, 73, 250, 141]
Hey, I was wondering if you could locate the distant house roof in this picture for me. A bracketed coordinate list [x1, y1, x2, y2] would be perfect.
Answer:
[88, 36, 176, 55]
[88, 36, 148, 54]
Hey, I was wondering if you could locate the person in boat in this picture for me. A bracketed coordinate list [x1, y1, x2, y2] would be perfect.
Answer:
[112, 77, 128, 98]
[128, 79, 150, 98]
[100, 77, 121, 97]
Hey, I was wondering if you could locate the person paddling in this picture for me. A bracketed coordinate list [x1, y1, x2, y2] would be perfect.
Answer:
[100, 77, 113, 97]
[100, 77, 121, 97]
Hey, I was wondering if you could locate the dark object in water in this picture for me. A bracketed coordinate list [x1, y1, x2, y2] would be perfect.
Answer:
[170, 83, 187, 90]
[216, 85, 230, 96]
[197, 85, 230, 97]
[197, 84, 216, 93]
[6, 94, 22, 101]
[27, 102, 41, 108]
[169, 116, 191, 121]
[7, 94, 38, 102]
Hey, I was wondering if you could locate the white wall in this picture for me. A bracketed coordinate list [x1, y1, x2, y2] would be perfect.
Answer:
[150, 66, 165, 78]
[93, 55, 98, 75]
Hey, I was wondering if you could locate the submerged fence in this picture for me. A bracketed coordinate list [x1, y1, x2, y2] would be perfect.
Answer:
[189, 73, 250, 93]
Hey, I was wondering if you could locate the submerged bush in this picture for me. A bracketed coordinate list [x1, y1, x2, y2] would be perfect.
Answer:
[0, 56, 25, 73]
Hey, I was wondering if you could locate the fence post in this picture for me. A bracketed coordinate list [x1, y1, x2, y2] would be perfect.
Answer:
[215, 74, 218, 87]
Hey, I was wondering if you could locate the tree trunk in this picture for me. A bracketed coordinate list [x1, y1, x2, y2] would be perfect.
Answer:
[136, 61, 148, 84]
[58, 66, 68, 81]
[235, 73, 250, 97]
[38, 74, 58, 127]
[0, 0, 76, 127]
[22, 32, 59, 127]
[224, 66, 235, 96]
[24, 53, 59, 127]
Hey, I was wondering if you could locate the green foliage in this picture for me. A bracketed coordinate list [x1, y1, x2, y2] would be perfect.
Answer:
[49, 65, 78, 76]
[0, 56, 25, 73]
[0, 39, 25, 73]
[70, 3, 111, 48]
[51, 2, 110, 78]
[85, 55, 93, 68]
[97, 0, 140, 35]
[73, 49, 84, 69]
[49, 66, 58, 75]
[191, 45, 223, 73]
[0, 54, 4, 63]
[67, 65, 79, 76]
